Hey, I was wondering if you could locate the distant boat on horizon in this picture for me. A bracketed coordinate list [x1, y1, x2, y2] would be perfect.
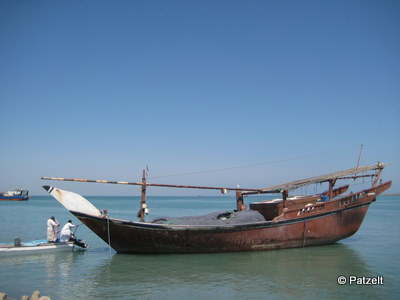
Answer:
[0, 189, 29, 201]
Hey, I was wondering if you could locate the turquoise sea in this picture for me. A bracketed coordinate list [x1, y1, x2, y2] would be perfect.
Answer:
[0, 195, 399, 300]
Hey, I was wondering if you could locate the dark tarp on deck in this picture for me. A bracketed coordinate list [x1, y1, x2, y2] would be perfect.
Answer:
[151, 210, 266, 226]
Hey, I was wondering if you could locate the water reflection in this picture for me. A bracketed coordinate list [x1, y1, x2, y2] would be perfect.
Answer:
[2, 194, 397, 299]
[74, 244, 385, 300]
[0, 250, 85, 267]
[0, 251, 86, 299]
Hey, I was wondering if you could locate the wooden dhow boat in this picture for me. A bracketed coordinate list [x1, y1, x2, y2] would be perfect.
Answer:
[41, 162, 391, 254]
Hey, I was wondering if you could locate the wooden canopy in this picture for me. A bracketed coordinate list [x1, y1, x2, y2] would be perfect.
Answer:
[242, 162, 385, 195]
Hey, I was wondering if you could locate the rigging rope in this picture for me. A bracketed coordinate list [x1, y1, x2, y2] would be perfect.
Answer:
[148, 152, 324, 180]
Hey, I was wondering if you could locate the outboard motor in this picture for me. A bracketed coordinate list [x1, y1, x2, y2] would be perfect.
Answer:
[73, 239, 88, 249]
[70, 233, 88, 249]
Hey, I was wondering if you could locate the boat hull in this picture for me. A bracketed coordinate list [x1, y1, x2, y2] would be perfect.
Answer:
[0, 196, 29, 201]
[0, 242, 78, 255]
[71, 181, 391, 254]
[72, 199, 372, 254]
[0, 190, 29, 201]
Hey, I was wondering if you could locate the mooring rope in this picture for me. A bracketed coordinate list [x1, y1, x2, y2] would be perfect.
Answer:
[73, 223, 82, 235]
[107, 216, 112, 257]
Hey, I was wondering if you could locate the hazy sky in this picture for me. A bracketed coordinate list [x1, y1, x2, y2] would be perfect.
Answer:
[1, 0, 399, 196]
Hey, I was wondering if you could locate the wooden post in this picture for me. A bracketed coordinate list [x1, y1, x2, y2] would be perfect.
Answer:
[137, 169, 147, 221]
[236, 191, 245, 211]
[282, 190, 288, 208]
[328, 179, 336, 200]
[372, 166, 383, 187]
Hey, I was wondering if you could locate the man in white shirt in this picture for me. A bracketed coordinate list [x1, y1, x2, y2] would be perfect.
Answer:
[47, 216, 59, 242]
[60, 220, 76, 242]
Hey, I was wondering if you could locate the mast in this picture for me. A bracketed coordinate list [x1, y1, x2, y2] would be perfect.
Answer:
[137, 169, 147, 222]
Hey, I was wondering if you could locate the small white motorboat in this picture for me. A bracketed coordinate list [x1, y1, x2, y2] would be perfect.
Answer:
[0, 238, 87, 255]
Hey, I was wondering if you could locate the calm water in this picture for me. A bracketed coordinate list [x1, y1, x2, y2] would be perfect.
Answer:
[0, 195, 399, 299]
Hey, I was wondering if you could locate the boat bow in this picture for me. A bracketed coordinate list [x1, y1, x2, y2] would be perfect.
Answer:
[43, 186, 102, 217]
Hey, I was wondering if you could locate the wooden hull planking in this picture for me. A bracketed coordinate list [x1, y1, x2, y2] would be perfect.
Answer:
[72, 181, 391, 254]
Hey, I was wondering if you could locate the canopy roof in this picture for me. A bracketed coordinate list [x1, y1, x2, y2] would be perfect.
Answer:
[246, 162, 385, 194]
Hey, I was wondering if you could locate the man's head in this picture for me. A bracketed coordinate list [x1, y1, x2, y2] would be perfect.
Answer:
[50, 216, 55, 221]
